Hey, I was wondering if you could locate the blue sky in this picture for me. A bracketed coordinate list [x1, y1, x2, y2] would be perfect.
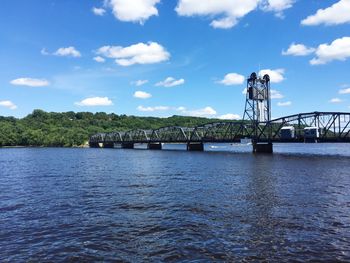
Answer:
[0, 0, 350, 119]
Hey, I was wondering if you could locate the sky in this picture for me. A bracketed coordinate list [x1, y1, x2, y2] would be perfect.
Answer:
[0, 0, 350, 119]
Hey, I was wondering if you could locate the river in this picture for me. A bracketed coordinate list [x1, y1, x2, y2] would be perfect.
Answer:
[0, 145, 349, 261]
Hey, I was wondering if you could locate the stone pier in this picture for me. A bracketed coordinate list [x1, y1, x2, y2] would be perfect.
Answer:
[121, 142, 134, 149]
[148, 143, 162, 150]
[187, 142, 204, 151]
[253, 142, 273, 153]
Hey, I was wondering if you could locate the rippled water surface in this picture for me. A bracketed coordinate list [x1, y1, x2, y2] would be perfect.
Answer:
[1, 147, 350, 262]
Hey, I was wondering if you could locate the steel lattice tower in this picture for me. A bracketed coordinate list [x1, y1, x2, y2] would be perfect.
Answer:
[243, 72, 271, 142]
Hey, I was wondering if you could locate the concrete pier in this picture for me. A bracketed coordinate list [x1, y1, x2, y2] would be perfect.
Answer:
[253, 142, 273, 154]
[121, 142, 134, 149]
[187, 142, 204, 151]
[89, 142, 101, 148]
[148, 143, 162, 150]
[103, 142, 114, 148]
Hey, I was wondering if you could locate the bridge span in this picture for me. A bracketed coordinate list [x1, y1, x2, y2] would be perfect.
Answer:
[89, 111, 350, 152]
[89, 72, 350, 153]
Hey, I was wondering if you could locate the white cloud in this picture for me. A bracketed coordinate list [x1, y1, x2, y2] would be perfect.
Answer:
[75, 97, 113, 106]
[10, 78, 50, 87]
[218, 113, 241, 120]
[270, 89, 284, 99]
[137, 105, 236, 119]
[133, 91, 152, 99]
[106, 0, 160, 24]
[260, 0, 295, 17]
[329, 98, 343, 103]
[97, 42, 170, 66]
[93, 56, 105, 63]
[277, 101, 292, 106]
[41, 48, 49, 55]
[133, 80, 148, 86]
[137, 105, 169, 112]
[301, 0, 350, 26]
[156, 77, 185, 87]
[0, 100, 17, 110]
[310, 37, 350, 65]
[178, 106, 217, 117]
[259, 68, 285, 83]
[92, 7, 106, 16]
[282, 43, 315, 56]
[339, 87, 350, 94]
[218, 73, 245, 85]
[175, 0, 260, 29]
[54, 47, 81, 58]
[175, 0, 295, 29]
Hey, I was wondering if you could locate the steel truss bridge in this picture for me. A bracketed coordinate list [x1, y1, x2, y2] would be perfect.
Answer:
[90, 72, 350, 152]
[89, 111, 350, 151]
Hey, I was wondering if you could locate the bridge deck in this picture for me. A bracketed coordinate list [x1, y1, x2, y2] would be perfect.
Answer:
[90, 112, 350, 147]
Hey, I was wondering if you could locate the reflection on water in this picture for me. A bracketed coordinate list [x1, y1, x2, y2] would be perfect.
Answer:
[0, 147, 349, 261]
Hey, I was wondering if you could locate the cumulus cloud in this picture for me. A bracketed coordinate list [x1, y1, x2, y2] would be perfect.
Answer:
[218, 113, 241, 120]
[282, 43, 315, 56]
[175, 0, 259, 29]
[41, 48, 49, 55]
[260, 0, 295, 17]
[259, 69, 285, 83]
[97, 42, 170, 66]
[137, 105, 170, 112]
[133, 80, 148, 86]
[277, 101, 292, 106]
[178, 106, 217, 117]
[10, 78, 50, 87]
[0, 100, 17, 110]
[75, 97, 113, 106]
[133, 91, 152, 99]
[301, 0, 350, 26]
[175, 0, 295, 29]
[92, 7, 106, 16]
[93, 56, 105, 63]
[218, 73, 245, 85]
[329, 98, 343, 103]
[339, 87, 350, 94]
[105, 0, 160, 24]
[54, 47, 81, 57]
[310, 37, 350, 65]
[270, 89, 284, 99]
[156, 77, 185, 87]
[137, 104, 237, 119]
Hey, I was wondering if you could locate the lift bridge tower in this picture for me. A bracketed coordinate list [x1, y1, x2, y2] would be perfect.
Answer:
[243, 72, 273, 153]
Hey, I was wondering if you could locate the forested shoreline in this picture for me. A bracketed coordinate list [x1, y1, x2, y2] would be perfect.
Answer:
[0, 109, 225, 147]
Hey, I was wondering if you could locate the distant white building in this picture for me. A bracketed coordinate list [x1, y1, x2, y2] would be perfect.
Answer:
[280, 126, 295, 139]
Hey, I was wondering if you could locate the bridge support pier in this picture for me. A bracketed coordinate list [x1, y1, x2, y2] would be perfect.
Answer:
[187, 142, 204, 151]
[89, 142, 101, 148]
[148, 143, 162, 150]
[103, 142, 114, 148]
[121, 142, 134, 149]
[253, 142, 273, 154]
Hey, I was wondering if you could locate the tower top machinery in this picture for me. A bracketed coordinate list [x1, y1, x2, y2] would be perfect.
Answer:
[243, 72, 271, 124]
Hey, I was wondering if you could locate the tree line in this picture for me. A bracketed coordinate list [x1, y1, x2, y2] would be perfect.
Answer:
[0, 109, 225, 147]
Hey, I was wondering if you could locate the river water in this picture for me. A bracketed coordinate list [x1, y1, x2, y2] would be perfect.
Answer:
[0, 145, 349, 262]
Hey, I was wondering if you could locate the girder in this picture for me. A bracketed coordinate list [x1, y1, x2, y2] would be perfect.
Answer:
[89, 112, 350, 145]
[123, 129, 152, 143]
[150, 126, 193, 143]
[265, 112, 350, 141]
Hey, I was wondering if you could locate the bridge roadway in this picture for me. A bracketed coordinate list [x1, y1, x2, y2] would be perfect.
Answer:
[89, 112, 350, 152]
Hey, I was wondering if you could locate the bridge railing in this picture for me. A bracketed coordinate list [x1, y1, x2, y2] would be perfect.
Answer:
[89, 112, 350, 144]
[122, 129, 152, 143]
[150, 126, 193, 143]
